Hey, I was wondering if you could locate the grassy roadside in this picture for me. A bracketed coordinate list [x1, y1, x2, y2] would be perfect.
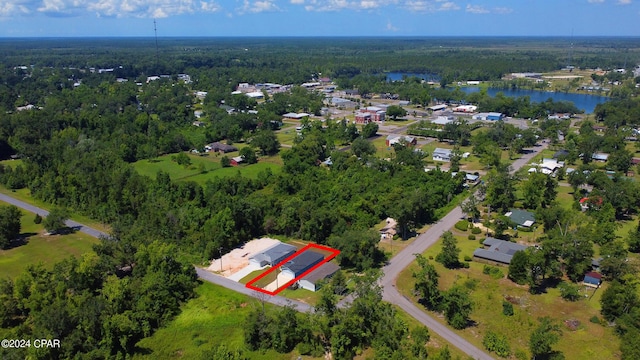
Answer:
[0, 201, 99, 279]
[0, 186, 111, 234]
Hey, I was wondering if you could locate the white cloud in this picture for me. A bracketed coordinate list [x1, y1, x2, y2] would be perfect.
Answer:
[493, 6, 512, 14]
[618, 0, 631, 4]
[299, 0, 399, 12]
[386, 20, 397, 31]
[465, 4, 487, 13]
[1, 0, 220, 18]
[587, 0, 604, 3]
[404, 0, 459, 12]
[239, 0, 279, 13]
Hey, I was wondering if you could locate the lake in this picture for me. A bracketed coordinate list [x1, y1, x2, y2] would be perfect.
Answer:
[459, 87, 609, 114]
[386, 72, 440, 82]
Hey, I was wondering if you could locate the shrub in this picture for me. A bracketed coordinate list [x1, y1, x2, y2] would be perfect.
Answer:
[559, 282, 581, 302]
[471, 226, 482, 234]
[468, 234, 476, 240]
[502, 301, 514, 316]
[462, 262, 470, 268]
[483, 265, 504, 279]
[464, 255, 472, 262]
[464, 278, 479, 290]
[519, 226, 532, 233]
[589, 316, 600, 324]
[482, 331, 512, 357]
[455, 220, 469, 232]
[220, 156, 231, 167]
[34, 213, 42, 224]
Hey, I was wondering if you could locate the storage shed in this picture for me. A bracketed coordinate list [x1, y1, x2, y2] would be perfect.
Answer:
[249, 242, 298, 267]
[281, 251, 325, 278]
[297, 262, 341, 292]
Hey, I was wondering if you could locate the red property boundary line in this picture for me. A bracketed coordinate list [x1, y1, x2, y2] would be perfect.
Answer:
[246, 243, 340, 296]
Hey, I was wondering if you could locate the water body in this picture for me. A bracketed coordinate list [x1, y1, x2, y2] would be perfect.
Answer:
[386, 72, 440, 82]
[459, 87, 609, 114]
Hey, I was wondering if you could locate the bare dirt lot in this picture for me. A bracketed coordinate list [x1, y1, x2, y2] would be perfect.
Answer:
[207, 237, 281, 277]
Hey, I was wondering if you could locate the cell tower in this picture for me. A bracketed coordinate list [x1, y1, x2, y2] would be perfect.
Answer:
[154, 19, 159, 74]
[567, 29, 574, 72]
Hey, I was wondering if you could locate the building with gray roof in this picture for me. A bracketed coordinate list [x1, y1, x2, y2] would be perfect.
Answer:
[297, 262, 341, 292]
[249, 242, 298, 267]
[473, 237, 528, 265]
[281, 251, 324, 278]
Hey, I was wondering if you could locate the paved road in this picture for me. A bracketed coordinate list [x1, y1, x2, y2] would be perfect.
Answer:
[0, 193, 109, 239]
[0, 141, 548, 359]
[379, 141, 549, 360]
[195, 267, 313, 313]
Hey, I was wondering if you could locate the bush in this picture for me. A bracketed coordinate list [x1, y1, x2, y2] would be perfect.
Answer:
[471, 226, 482, 234]
[455, 220, 469, 231]
[464, 278, 478, 290]
[519, 226, 532, 233]
[589, 316, 600, 324]
[483, 265, 504, 279]
[221, 156, 231, 167]
[34, 213, 42, 224]
[462, 262, 470, 268]
[464, 255, 472, 262]
[482, 331, 512, 357]
[502, 301, 514, 316]
[468, 234, 476, 240]
[559, 282, 581, 302]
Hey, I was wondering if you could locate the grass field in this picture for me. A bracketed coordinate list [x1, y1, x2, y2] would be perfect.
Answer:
[396, 231, 621, 360]
[133, 282, 297, 360]
[132, 153, 282, 185]
[0, 203, 99, 279]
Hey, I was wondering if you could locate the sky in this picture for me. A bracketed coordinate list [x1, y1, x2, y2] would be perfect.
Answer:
[1, 0, 639, 37]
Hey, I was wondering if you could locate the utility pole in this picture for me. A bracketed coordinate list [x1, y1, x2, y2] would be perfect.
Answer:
[219, 247, 223, 273]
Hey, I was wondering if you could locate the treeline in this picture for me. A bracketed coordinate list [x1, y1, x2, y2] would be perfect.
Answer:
[243, 270, 447, 360]
[0, 240, 198, 359]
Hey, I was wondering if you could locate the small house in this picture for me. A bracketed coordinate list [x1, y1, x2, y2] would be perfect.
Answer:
[380, 217, 397, 240]
[583, 272, 602, 288]
[505, 209, 535, 228]
[487, 112, 504, 121]
[432, 148, 452, 162]
[230, 156, 244, 166]
[386, 135, 417, 147]
[592, 153, 609, 162]
[297, 262, 341, 292]
[281, 251, 325, 278]
[205, 142, 238, 154]
[249, 242, 298, 267]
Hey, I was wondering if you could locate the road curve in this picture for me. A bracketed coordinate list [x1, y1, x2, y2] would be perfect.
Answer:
[380, 141, 549, 360]
[0, 193, 109, 239]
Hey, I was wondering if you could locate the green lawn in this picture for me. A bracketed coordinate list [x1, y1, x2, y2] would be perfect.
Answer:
[133, 282, 299, 360]
[396, 231, 620, 360]
[0, 159, 23, 169]
[0, 203, 99, 279]
[132, 153, 282, 185]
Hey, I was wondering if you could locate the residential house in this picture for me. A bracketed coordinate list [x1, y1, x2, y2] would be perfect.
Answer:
[205, 142, 237, 153]
[380, 218, 397, 240]
[473, 237, 528, 265]
[281, 251, 325, 279]
[432, 148, 452, 162]
[592, 152, 609, 162]
[432, 116, 455, 126]
[505, 209, 535, 228]
[249, 242, 298, 267]
[583, 272, 602, 288]
[297, 262, 341, 292]
[230, 156, 244, 166]
[386, 135, 417, 147]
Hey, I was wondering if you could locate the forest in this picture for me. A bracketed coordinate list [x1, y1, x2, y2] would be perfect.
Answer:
[1, 37, 640, 359]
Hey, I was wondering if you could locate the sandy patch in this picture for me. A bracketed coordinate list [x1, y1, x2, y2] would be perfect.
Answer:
[264, 272, 295, 292]
[207, 237, 281, 277]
